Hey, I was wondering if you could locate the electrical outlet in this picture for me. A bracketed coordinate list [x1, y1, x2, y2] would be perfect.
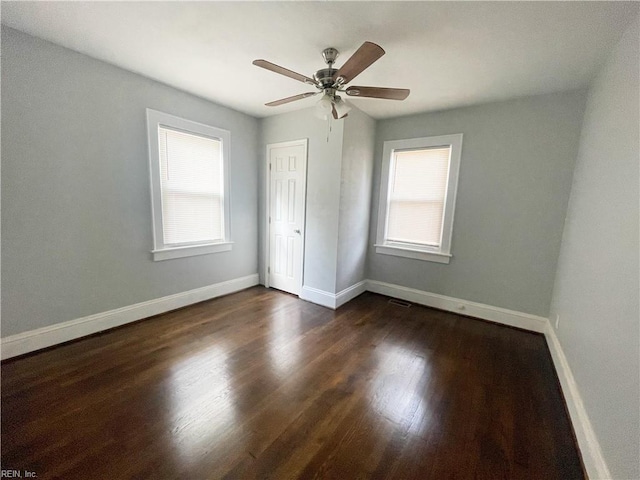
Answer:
[555, 314, 560, 329]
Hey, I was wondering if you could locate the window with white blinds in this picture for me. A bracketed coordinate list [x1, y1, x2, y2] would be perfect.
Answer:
[386, 147, 451, 247]
[159, 127, 223, 245]
[376, 134, 463, 264]
[147, 109, 231, 261]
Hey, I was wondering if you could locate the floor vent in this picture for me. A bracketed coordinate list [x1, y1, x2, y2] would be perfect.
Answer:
[388, 298, 412, 308]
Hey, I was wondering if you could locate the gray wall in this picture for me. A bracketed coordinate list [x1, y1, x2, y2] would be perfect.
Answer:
[1, 27, 259, 337]
[336, 107, 375, 292]
[549, 15, 639, 480]
[367, 91, 587, 316]
[260, 108, 344, 294]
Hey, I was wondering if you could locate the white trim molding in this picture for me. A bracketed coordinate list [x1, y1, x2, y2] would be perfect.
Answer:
[1, 272, 609, 479]
[152, 241, 233, 261]
[299, 285, 336, 309]
[374, 244, 452, 264]
[300, 279, 546, 332]
[544, 323, 611, 480]
[336, 281, 368, 308]
[375, 134, 463, 264]
[1, 274, 259, 360]
[300, 281, 367, 310]
[146, 109, 232, 261]
[363, 278, 609, 477]
[365, 280, 547, 333]
[264, 138, 308, 293]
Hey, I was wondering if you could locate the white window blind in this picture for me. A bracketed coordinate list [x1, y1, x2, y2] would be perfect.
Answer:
[158, 126, 224, 246]
[386, 146, 451, 247]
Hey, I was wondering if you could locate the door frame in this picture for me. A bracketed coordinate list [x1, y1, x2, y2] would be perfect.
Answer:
[264, 138, 309, 293]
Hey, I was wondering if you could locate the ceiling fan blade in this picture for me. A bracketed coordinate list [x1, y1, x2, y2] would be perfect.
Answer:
[333, 41, 385, 84]
[265, 92, 318, 107]
[345, 86, 410, 100]
[253, 59, 317, 85]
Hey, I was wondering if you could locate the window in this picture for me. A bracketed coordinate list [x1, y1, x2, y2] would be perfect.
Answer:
[375, 134, 462, 264]
[146, 109, 231, 261]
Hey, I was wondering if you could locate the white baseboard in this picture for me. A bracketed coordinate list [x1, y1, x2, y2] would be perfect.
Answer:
[544, 323, 611, 480]
[299, 285, 336, 309]
[1, 274, 259, 360]
[1, 273, 609, 478]
[300, 281, 367, 310]
[364, 279, 609, 476]
[365, 280, 547, 333]
[335, 281, 367, 308]
[300, 280, 546, 333]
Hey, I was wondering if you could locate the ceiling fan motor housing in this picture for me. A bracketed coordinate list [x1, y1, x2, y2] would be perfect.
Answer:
[314, 68, 338, 88]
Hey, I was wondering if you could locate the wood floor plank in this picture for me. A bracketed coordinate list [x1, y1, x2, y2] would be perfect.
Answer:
[1, 287, 584, 479]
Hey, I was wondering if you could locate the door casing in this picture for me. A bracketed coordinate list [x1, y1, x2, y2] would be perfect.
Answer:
[264, 139, 308, 294]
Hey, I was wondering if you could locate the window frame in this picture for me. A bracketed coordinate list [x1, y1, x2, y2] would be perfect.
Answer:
[375, 134, 463, 264]
[146, 108, 232, 261]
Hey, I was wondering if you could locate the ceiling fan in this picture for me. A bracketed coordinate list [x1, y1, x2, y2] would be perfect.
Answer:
[253, 41, 410, 120]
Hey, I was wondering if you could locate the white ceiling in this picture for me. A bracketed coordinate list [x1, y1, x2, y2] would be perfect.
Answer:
[2, 1, 636, 119]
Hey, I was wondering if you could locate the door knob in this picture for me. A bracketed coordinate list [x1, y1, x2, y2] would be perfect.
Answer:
[294, 229, 301, 234]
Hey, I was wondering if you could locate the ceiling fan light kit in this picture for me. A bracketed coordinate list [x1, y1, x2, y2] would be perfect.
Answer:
[314, 93, 334, 120]
[253, 41, 410, 120]
[333, 96, 351, 118]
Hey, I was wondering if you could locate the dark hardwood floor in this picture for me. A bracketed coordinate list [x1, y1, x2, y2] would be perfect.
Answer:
[1, 287, 583, 479]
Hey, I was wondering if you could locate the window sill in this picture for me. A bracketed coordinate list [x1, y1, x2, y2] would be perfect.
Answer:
[152, 242, 233, 261]
[374, 244, 452, 264]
